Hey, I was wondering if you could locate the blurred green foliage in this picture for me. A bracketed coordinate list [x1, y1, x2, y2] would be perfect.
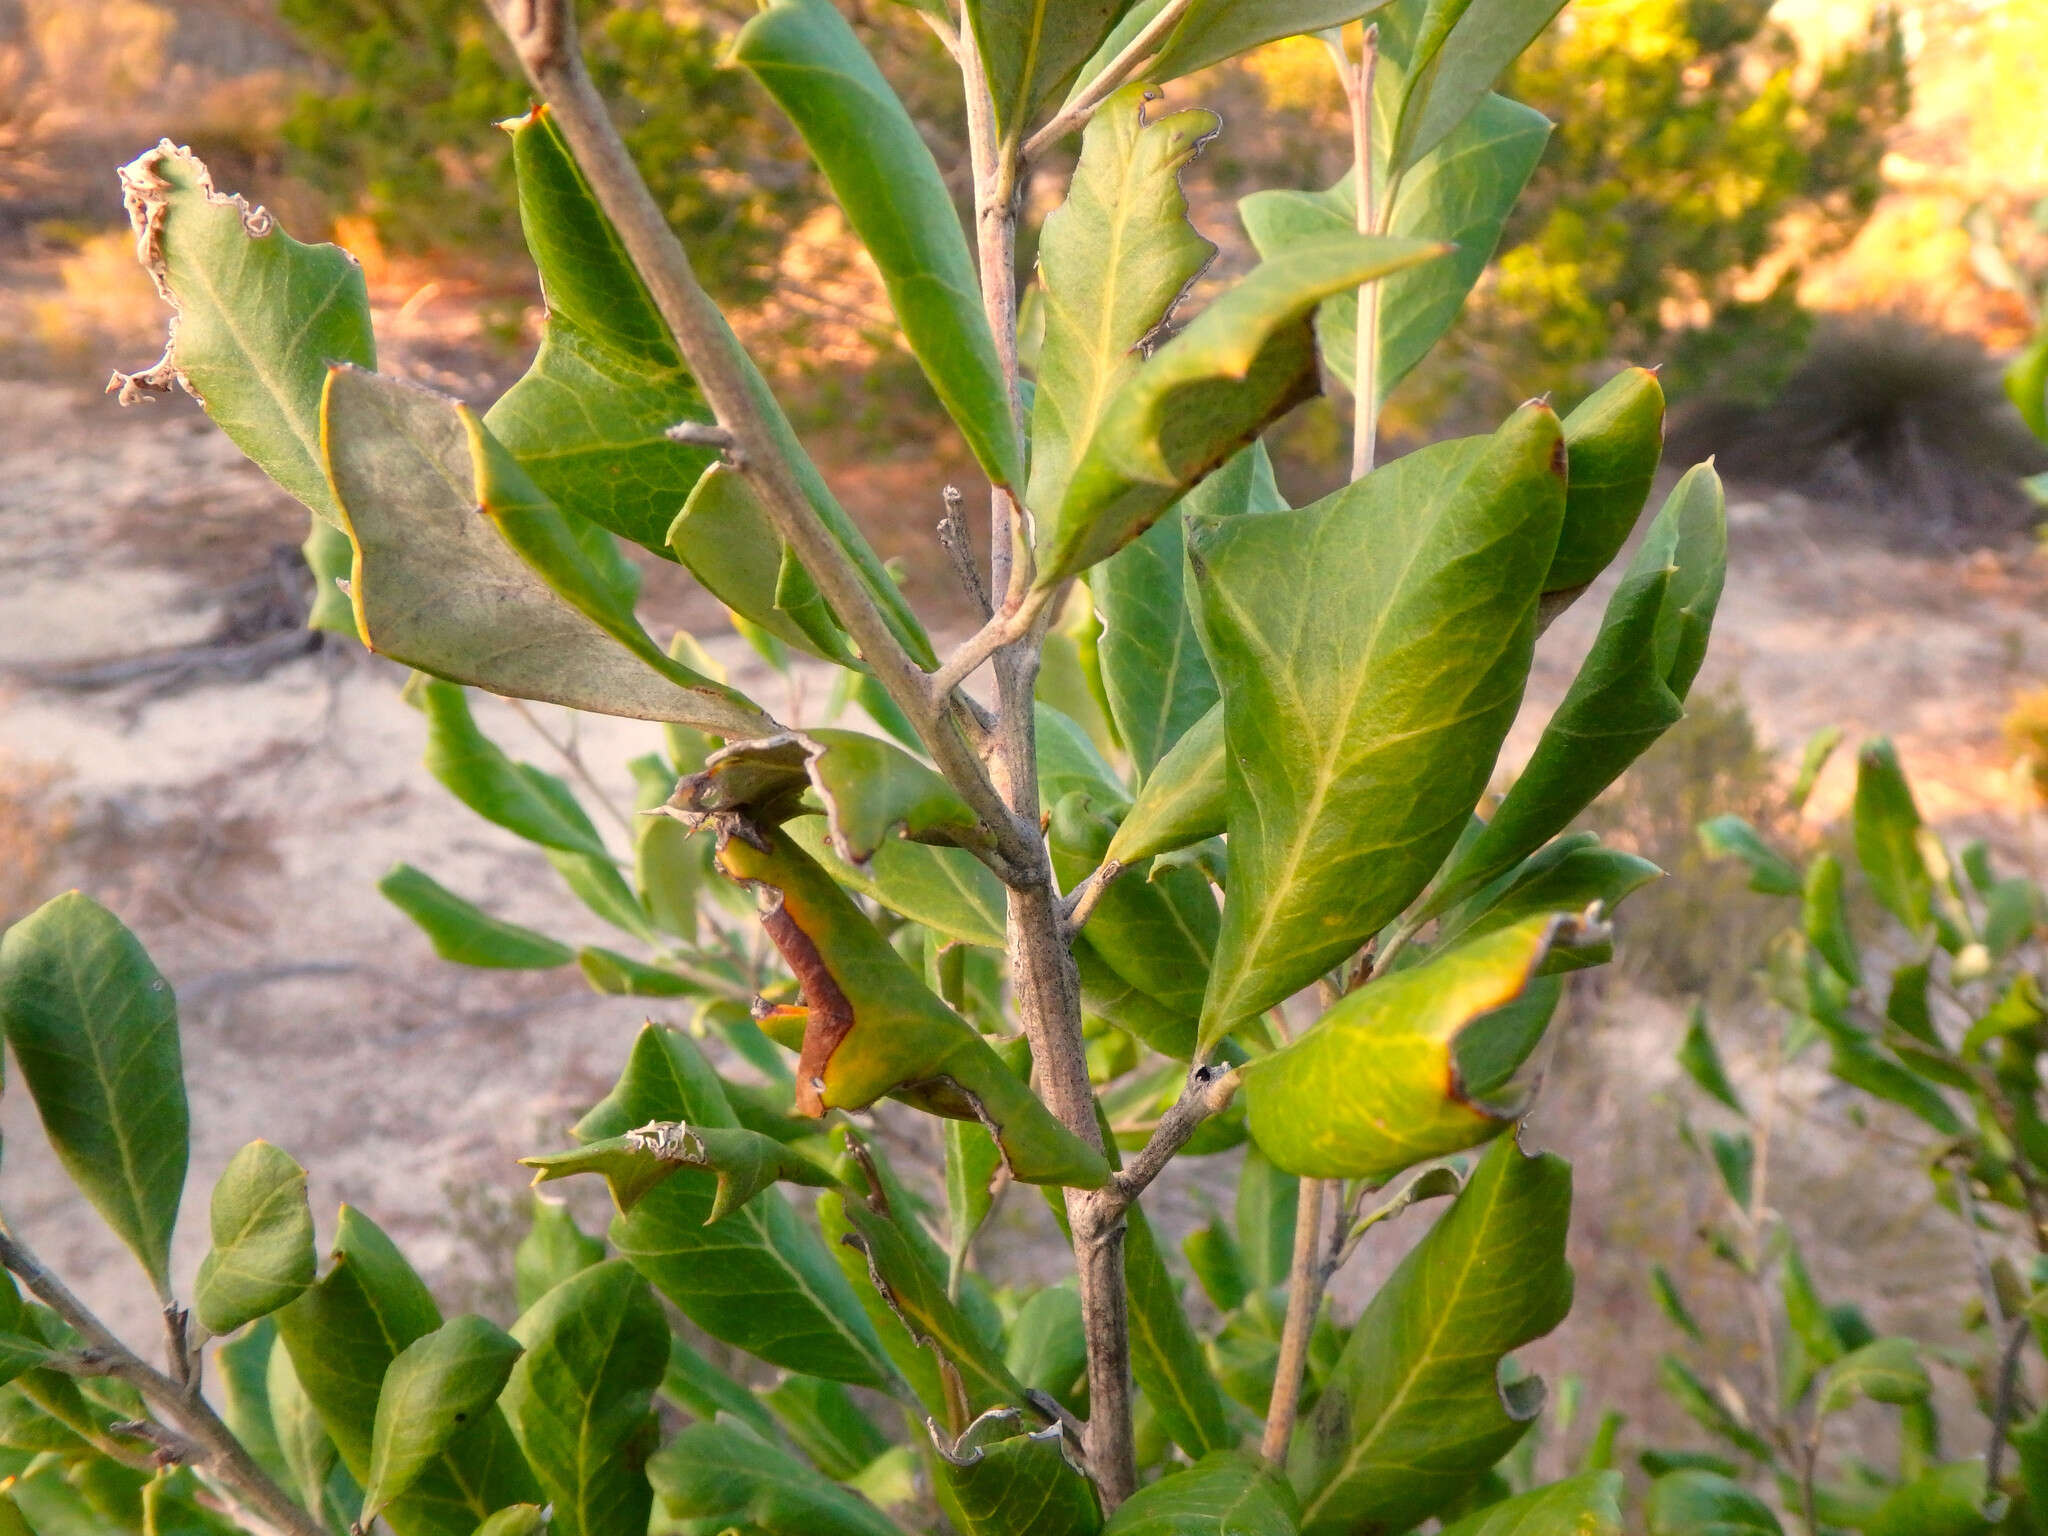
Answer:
[278, 0, 815, 302]
[1472, 0, 1909, 407]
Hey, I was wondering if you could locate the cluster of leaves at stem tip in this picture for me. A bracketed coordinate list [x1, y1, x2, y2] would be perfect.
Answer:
[0, 0, 1738, 1528]
[1634, 736, 2048, 1536]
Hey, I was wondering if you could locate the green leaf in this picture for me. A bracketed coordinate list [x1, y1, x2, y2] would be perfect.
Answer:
[1101, 1450, 1300, 1535]
[1051, 795, 1218, 1027]
[1861, 1463, 1997, 1536]
[1028, 84, 1219, 525]
[1549, 368, 1666, 592]
[931, 1409, 1103, 1536]
[715, 826, 1110, 1188]
[1441, 1473, 1622, 1536]
[1677, 1006, 1744, 1115]
[379, 865, 575, 970]
[523, 1122, 836, 1222]
[1657, 1356, 1772, 1463]
[667, 729, 985, 864]
[735, 0, 1021, 489]
[1650, 1265, 1703, 1343]
[787, 817, 1009, 949]
[194, 1141, 316, 1335]
[1854, 738, 1933, 935]
[968, 0, 1127, 138]
[669, 465, 855, 663]
[1436, 836, 1661, 968]
[413, 679, 613, 860]
[304, 515, 358, 634]
[1697, 817, 1801, 898]
[0, 893, 188, 1293]
[1099, 444, 1285, 779]
[514, 1198, 604, 1314]
[1104, 702, 1227, 865]
[112, 142, 374, 524]
[1244, 915, 1566, 1178]
[1190, 405, 1565, 1049]
[1388, 0, 1569, 172]
[1240, 94, 1549, 411]
[1006, 1285, 1088, 1407]
[2007, 324, 2048, 443]
[764, 1376, 892, 1479]
[502, 1258, 667, 1536]
[946, 1117, 1005, 1292]
[1125, 1204, 1232, 1458]
[1236, 1143, 1298, 1294]
[661, 1336, 779, 1439]
[1645, 1470, 1782, 1535]
[484, 106, 716, 556]
[362, 1316, 525, 1525]
[1291, 1135, 1573, 1535]
[267, 1338, 348, 1529]
[1815, 1337, 1929, 1417]
[827, 1170, 1037, 1421]
[1074, 0, 1388, 99]
[324, 365, 771, 735]
[650, 1420, 908, 1536]
[276, 1206, 539, 1535]
[1038, 233, 1447, 587]
[471, 1509, 550, 1536]
[584, 1026, 894, 1389]
[1802, 853, 1861, 986]
[1424, 462, 1724, 913]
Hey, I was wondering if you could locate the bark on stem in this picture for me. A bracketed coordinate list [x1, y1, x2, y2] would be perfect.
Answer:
[1261, 1177, 1334, 1465]
[962, 14, 1138, 1505]
[486, 0, 1037, 878]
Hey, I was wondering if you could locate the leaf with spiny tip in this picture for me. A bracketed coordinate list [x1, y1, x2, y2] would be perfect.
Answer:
[523, 1122, 836, 1222]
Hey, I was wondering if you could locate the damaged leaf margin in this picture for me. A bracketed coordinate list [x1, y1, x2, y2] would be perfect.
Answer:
[1241, 911, 1606, 1181]
[660, 729, 992, 867]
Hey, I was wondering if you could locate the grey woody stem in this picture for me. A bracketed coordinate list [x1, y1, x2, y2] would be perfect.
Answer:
[0, 1223, 331, 1536]
[1260, 1177, 1335, 1465]
[486, 0, 1041, 880]
[1107, 1065, 1241, 1212]
[961, 12, 1138, 1507]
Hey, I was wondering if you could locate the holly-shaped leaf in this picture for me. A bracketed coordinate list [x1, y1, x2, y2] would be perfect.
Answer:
[1191, 404, 1565, 1051]
[523, 1122, 836, 1222]
[1029, 84, 1219, 524]
[1037, 233, 1446, 588]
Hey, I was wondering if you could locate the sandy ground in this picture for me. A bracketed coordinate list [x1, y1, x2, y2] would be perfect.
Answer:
[3, 358, 2044, 1463]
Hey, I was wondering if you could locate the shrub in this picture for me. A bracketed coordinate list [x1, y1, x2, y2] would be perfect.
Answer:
[1655, 737, 2048, 1530]
[0, 0, 1737, 1530]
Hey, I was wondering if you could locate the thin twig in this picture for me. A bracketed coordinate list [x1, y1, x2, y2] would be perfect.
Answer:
[1059, 860, 1126, 937]
[486, 0, 1038, 877]
[938, 486, 992, 620]
[1020, 0, 1203, 161]
[1260, 1178, 1332, 1465]
[506, 697, 641, 843]
[0, 1222, 330, 1536]
[927, 585, 1053, 702]
[1987, 1315, 2032, 1493]
[1107, 1065, 1242, 1212]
